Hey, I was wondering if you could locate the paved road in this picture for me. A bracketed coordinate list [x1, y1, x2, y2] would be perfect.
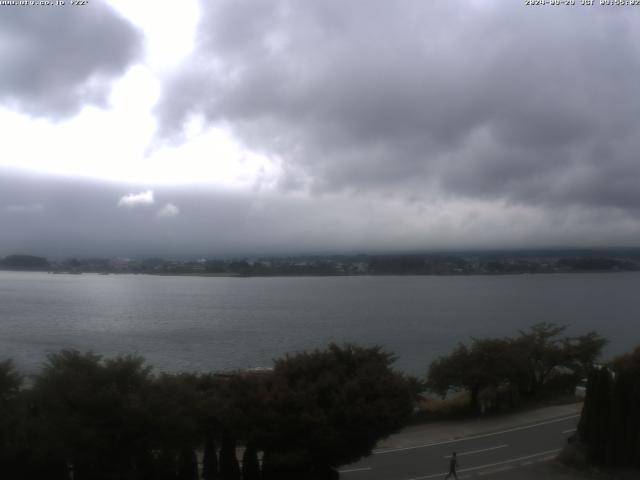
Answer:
[340, 414, 579, 479]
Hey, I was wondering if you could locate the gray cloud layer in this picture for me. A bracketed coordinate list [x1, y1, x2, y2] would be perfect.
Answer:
[2, 1, 640, 255]
[156, 1, 640, 215]
[2, 169, 640, 258]
[0, 3, 141, 118]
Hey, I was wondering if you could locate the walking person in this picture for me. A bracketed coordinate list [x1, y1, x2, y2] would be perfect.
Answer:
[444, 452, 458, 479]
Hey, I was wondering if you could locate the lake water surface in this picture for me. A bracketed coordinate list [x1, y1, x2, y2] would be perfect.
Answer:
[1, 271, 639, 375]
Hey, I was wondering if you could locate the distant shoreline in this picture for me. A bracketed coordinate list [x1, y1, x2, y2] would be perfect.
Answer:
[3, 251, 640, 277]
[1, 269, 637, 278]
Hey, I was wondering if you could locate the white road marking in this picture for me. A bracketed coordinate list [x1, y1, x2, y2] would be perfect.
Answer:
[478, 465, 513, 475]
[339, 467, 372, 473]
[405, 471, 463, 479]
[404, 448, 561, 480]
[535, 455, 556, 462]
[375, 415, 579, 454]
[562, 428, 576, 434]
[444, 444, 508, 458]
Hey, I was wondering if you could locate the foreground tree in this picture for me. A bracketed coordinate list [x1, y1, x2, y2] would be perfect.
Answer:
[177, 446, 198, 480]
[146, 373, 204, 480]
[514, 323, 568, 397]
[30, 350, 155, 480]
[259, 344, 417, 478]
[563, 331, 608, 380]
[427, 324, 606, 413]
[515, 323, 606, 398]
[242, 443, 261, 480]
[201, 431, 219, 479]
[1, 343, 417, 479]
[199, 372, 268, 479]
[0, 359, 21, 401]
[0, 360, 25, 479]
[428, 338, 522, 413]
[577, 346, 640, 467]
[219, 434, 241, 480]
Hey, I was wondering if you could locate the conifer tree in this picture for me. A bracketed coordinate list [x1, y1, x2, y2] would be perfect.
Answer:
[158, 450, 179, 480]
[577, 354, 640, 468]
[618, 365, 640, 466]
[219, 435, 241, 480]
[177, 447, 199, 480]
[606, 369, 630, 465]
[631, 380, 640, 466]
[591, 367, 612, 465]
[577, 369, 598, 444]
[202, 432, 219, 479]
[242, 443, 261, 480]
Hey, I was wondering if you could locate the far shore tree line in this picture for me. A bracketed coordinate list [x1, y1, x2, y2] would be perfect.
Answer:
[1, 324, 633, 479]
[3, 251, 640, 276]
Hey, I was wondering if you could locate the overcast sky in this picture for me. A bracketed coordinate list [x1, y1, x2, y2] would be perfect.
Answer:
[1, 0, 640, 258]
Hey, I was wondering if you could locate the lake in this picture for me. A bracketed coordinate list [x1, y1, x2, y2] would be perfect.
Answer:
[1, 271, 639, 376]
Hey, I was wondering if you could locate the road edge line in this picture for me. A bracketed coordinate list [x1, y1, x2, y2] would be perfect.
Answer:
[375, 414, 579, 454]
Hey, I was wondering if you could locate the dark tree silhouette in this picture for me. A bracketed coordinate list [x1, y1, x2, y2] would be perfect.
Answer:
[428, 324, 607, 413]
[0, 359, 23, 476]
[31, 350, 155, 480]
[428, 338, 520, 413]
[241, 443, 261, 480]
[0, 343, 418, 479]
[177, 447, 199, 480]
[202, 431, 219, 479]
[260, 344, 417, 478]
[219, 435, 241, 480]
[577, 346, 640, 468]
[157, 449, 179, 480]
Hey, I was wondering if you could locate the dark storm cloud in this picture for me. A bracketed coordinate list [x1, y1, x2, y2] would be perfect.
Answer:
[156, 0, 640, 214]
[0, 170, 383, 258]
[2, 169, 640, 258]
[0, 3, 141, 118]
